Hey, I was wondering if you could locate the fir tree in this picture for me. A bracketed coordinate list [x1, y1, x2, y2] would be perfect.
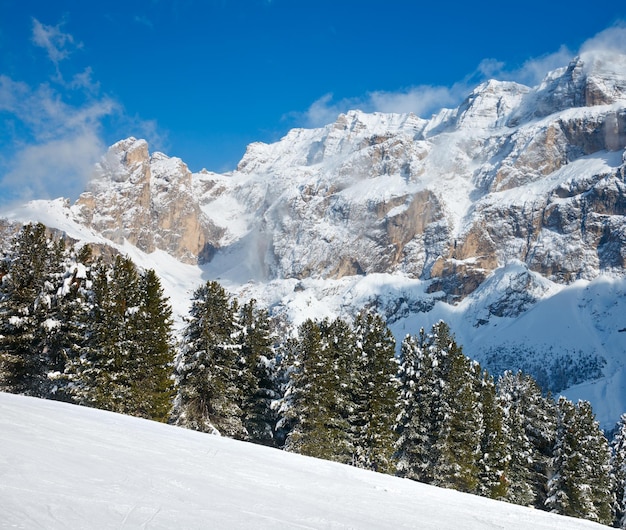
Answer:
[320, 318, 355, 462]
[282, 318, 326, 456]
[273, 334, 302, 448]
[395, 328, 436, 482]
[611, 413, 626, 528]
[46, 244, 94, 402]
[546, 397, 614, 525]
[132, 269, 176, 422]
[432, 348, 483, 494]
[0, 223, 65, 397]
[350, 310, 398, 473]
[395, 321, 486, 493]
[476, 370, 509, 500]
[66, 257, 175, 421]
[237, 299, 278, 446]
[174, 280, 245, 438]
[497, 370, 556, 507]
[83, 256, 144, 414]
[283, 318, 353, 463]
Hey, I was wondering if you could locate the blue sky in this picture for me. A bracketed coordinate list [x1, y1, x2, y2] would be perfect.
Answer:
[1, 0, 626, 206]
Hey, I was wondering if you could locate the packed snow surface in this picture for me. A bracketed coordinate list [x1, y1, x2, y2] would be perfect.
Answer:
[0, 393, 609, 529]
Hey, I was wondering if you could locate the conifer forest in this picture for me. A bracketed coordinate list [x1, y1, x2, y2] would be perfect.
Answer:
[3, 223, 626, 527]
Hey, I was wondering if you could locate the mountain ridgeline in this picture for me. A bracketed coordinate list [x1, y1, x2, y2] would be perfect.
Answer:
[3, 49, 626, 424]
[72, 51, 626, 289]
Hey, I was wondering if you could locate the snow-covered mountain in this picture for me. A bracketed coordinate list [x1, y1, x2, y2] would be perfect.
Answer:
[0, 392, 609, 529]
[3, 49, 626, 427]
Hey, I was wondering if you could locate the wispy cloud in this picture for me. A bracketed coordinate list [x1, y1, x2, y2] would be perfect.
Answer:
[0, 75, 118, 203]
[507, 47, 574, 86]
[68, 67, 101, 93]
[31, 18, 81, 68]
[580, 23, 626, 53]
[134, 15, 154, 29]
[482, 23, 626, 87]
[0, 19, 161, 207]
[293, 83, 471, 128]
[2, 133, 107, 203]
[292, 22, 626, 128]
[0, 77, 117, 140]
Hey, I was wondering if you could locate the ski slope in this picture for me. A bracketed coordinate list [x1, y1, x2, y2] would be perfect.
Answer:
[0, 393, 609, 529]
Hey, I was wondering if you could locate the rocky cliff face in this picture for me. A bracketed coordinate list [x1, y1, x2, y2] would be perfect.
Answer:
[74, 138, 223, 264]
[192, 52, 626, 302]
[61, 51, 626, 303]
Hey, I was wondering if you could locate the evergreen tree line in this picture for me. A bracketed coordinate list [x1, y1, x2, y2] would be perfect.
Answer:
[395, 323, 615, 525]
[0, 223, 175, 421]
[2, 223, 626, 527]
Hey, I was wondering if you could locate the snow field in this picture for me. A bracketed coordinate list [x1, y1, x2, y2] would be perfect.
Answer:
[0, 393, 610, 529]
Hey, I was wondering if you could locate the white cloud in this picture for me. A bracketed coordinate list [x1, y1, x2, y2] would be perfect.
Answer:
[294, 22, 626, 129]
[0, 76, 118, 204]
[31, 19, 80, 67]
[299, 93, 347, 127]
[2, 133, 106, 202]
[125, 116, 168, 152]
[580, 23, 626, 54]
[367, 85, 465, 116]
[493, 46, 574, 87]
[0, 77, 117, 141]
[0, 18, 168, 207]
[481, 23, 626, 87]
[295, 83, 470, 128]
[68, 67, 100, 93]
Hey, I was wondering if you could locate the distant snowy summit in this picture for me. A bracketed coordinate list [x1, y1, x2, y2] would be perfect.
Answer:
[3, 51, 626, 425]
[23, 50, 625, 296]
[4, 50, 626, 302]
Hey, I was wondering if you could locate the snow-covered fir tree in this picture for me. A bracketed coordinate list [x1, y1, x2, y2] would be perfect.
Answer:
[0, 223, 68, 398]
[65, 256, 175, 421]
[611, 413, 626, 528]
[432, 341, 483, 494]
[395, 328, 436, 482]
[349, 310, 399, 473]
[546, 397, 614, 525]
[236, 299, 279, 446]
[132, 269, 176, 422]
[46, 243, 93, 402]
[282, 319, 329, 457]
[497, 370, 557, 507]
[282, 318, 353, 462]
[281, 313, 400, 470]
[395, 321, 498, 494]
[476, 370, 509, 500]
[323, 317, 357, 463]
[174, 280, 246, 438]
[70, 256, 139, 413]
[273, 334, 300, 448]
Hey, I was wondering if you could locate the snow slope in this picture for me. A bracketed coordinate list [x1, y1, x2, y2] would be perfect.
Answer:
[0, 393, 609, 529]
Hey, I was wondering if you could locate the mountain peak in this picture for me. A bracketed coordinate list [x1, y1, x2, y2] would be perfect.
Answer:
[522, 51, 626, 120]
[4, 53, 626, 424]
[454, 79, 529, 129]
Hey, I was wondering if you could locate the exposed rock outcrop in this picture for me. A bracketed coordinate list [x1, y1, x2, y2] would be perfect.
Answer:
[75, 138, 223, 264]
[53, 50, 626, 300]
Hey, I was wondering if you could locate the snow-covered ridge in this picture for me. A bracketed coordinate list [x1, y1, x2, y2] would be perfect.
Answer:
[2, 51, 626, 427]
[0, 393, 609, 529]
